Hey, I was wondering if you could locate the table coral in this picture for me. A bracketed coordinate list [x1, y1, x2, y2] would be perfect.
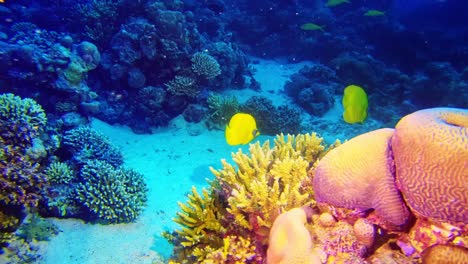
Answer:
[392, 107, 468, 223]
[313, 128, 411, 226]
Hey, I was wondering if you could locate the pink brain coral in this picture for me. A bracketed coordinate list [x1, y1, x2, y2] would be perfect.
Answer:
[392, 107, 468, 223]
[313, 128, 411, 226]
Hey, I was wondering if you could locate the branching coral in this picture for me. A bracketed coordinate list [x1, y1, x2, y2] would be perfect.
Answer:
[168, 133, 334, 262]
[171, 186, 228, 262]
[63, 126, 123, 167]
[44, 161, 75, 185]
[165, 75, 199, 98]
[0, 93, 48, 208]
[76, 160, 148, 223]
[191, 52, 221, 80]
[0, 93, 47, 148]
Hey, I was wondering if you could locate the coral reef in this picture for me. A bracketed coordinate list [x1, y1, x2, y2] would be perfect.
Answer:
[241, 96, 302, 135]
[75, 160, 148, 223]
[283, 64, 339, 117]
[392, 108, 468, 223]
[63, 126, 123, 167]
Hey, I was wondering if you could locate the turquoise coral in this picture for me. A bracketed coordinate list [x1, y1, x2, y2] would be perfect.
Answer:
[63, 126, 123, 167]
[76, 160, 148, 223]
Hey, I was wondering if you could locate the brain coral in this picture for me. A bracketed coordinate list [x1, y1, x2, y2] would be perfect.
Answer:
[392, 108, 468, 223]
[313, 128, 411, 226]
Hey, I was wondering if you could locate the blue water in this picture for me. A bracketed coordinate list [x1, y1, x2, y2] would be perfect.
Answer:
[0, 0, 467, 263]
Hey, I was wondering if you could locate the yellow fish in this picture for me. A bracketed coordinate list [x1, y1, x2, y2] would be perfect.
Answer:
[342, 85, 368, 124]
[300, 23, 325, 32]
[364, 10, 386, 16]
[326, 0, 350, 7]
[225, 113, 259, 146]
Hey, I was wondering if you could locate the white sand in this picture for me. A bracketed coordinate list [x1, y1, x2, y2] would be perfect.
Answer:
[36, 58, 370, 263]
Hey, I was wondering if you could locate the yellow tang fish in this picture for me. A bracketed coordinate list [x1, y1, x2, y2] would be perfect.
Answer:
[364, 10, 386, 17]
[342, 85, 368, 124]
[326, 0, 350, 7]
[225, 113, 260, 146]
[300, 23, 325, 32]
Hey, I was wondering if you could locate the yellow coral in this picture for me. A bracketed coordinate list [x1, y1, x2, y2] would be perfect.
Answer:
[204, 235, 256, 263]
[169, 133, 334, 262]
[173, 186, 226, 249]
[211, 133, 329, 231]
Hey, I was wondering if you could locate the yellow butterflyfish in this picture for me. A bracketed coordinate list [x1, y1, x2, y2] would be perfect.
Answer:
[300, 23, 325, 32]
[225, 113, 259, 146]
[364, 10, 386, 17]
[342, 85, 368, 124]
[326, 0, 350, 7]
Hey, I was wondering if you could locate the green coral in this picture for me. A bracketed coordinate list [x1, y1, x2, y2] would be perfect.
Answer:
[168, 133, 337, 263]
[206, 93, 240, 129]
[16, 214, 60, 242]
[0, 93, 47, 147]
[76, 160, 148, 224]
[191, 52, 221, 80]
[44, 161, 75, 184]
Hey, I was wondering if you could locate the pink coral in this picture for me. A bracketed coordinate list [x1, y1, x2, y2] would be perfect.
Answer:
[266, 207, 321, 264]
[313, 128, 410, 226]
[392, 107, 468, 223]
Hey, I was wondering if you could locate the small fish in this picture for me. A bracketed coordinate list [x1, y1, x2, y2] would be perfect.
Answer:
[364, 10, 386, 17]
[326, 0, 350, 7]
[300, 23, 325, 32]
[225, 113, 259, 146]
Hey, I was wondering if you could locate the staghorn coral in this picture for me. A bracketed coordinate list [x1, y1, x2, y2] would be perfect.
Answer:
[170, 186, 227, 263]
[169, 133, 333, 262]
[63, 126, 123, 167]
[44, 161, 75, 185]
[191, 52, 221, 80]
[313, 128, 411, 227]
[212, 141, 314, 231]
[76, 160, 148, 224]
[392, 108, 468, 223]
[165, 75, 199, 98]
